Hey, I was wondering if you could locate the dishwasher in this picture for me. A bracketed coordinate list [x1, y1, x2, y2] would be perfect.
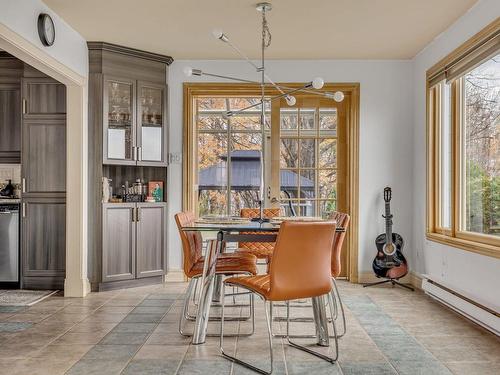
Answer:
[0, 203, 19, 283]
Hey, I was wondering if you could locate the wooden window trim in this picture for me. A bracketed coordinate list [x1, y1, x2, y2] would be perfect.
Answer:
[183, 82, 360, 280]
[426, 19, 500, 259]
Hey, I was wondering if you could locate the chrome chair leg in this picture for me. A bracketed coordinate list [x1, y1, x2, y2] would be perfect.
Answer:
[192, 277, 199, 306]
[179, 278, 196, 336]
[221, 294, 273, 375]
[331, 277, 346, 338]
[285, 292, 339, 363]
[181, 281, 256, 338]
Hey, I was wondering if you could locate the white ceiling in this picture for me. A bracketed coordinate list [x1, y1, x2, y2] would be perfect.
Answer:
[44, 0, 479, 60]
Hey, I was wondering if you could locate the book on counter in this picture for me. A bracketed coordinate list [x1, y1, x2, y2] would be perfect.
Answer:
[148, 181, 164, 202]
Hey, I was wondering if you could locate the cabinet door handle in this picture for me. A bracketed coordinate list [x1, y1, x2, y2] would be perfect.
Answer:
[22, 99, 27, 114]
[22, 178, 26, 193]
[131, 207, 135, 222]
[22, 203, 26, 218]
[137, 147, 142, 161]
[136, 207, 140, 222]
[132, 146, 137, 161]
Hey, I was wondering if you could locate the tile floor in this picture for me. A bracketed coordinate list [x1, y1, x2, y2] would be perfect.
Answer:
[0, 281, 498, 374]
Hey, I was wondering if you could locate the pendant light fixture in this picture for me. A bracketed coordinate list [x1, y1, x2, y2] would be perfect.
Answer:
[185, 2, 344, 222]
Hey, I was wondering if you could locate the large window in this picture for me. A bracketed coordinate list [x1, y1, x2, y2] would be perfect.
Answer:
[427, 19, 500, 257]
[184, 83, 360, 279]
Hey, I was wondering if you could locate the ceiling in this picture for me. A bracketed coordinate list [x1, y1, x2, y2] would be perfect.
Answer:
[44, 0, 479, 60]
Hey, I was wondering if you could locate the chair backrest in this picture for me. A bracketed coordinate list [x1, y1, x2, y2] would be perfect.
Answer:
[174, 211, 203, 276]
[268, 221, 336, 301]
[239, 208, 281, 252]
[329, 212, 351, 278]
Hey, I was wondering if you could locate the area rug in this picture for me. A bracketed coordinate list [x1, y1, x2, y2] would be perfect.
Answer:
[0, 289, 57, 306]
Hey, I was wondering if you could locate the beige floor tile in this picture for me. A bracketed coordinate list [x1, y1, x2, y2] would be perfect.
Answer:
[134, 344, 188, 359]
[52, 331, 108, 345]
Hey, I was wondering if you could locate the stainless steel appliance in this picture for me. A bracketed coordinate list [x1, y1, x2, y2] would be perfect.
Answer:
[0, 203, 19, 282]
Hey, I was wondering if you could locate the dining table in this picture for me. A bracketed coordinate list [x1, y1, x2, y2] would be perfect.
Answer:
[181, 218, 343, 346]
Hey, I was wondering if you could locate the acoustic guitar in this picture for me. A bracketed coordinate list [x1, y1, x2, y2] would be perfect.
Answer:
[372, 187, 408, 279]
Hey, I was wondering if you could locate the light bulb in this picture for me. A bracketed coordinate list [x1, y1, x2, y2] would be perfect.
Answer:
[312, 77, 324, 90]
[212, 28, 223, 39]
[333, 91, 344, 102]
[183, 66, 193, 77]
[212, 28, 228, 42]
[285, 95, 296, 106]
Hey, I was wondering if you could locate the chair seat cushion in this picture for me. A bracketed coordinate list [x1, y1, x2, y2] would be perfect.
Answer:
[224, 275, 271, 298]
[187, 252, 258, 278]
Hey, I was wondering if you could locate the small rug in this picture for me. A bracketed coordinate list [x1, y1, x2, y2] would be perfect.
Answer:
[0, 289, 57, 306]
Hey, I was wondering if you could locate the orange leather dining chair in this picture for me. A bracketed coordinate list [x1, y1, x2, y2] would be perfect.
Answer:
[328, 211, 350, 338]
[174, 212, 258, 335]
[220, 221, 339, 374]
[236, 208, 281, 265]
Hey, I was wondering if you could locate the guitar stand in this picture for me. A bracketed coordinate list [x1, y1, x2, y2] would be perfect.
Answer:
[363, 278, 414, 291]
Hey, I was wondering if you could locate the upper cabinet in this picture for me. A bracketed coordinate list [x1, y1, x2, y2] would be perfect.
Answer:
[89, 42, 172, 167]
[103, 77, 136, 165]
[137, 81, 167, 166]
[0, 54, 23, 163]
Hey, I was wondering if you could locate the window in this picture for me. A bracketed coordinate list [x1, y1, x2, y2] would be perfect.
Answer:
[184, 83, 360, 279]
[427, 19, 500, 257]
[196, 97, 269, 216]
[278, 105, 338, 218]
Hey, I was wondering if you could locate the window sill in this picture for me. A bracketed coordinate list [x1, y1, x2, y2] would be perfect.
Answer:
[426, 232, 500, 259]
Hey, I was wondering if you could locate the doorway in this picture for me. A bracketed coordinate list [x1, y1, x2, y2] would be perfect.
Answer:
[0, 24, 90, 297]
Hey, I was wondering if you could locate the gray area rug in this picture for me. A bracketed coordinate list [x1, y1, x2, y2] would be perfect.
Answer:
[0, 289, 57, 306]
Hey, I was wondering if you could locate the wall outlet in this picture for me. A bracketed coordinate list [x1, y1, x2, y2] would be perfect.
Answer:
[169, 152, 182, 164]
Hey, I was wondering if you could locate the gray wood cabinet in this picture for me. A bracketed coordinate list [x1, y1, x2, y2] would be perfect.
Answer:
[88, 43, 172, 291]
[22, 118, 66, 193]
[0, 84, 21, 162]
[102, 202, 166, 285]
[22, 78, 66, 116]
[21, 198, 66, 289]
[103, 77, 167, 166]
[21, 76, 66, 289]
[102, 203, 136, 282]
[136, 203, 166, 278]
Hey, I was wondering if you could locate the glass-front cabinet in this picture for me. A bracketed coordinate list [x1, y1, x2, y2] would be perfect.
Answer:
[103, 77, 167, 166]
[137, 82, 167, 165]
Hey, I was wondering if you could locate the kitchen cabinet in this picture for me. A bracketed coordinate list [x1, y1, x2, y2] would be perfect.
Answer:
[22, 118, 66, 193]
[102, 202, 166, 287]
[136, 203, 166, 278]
[21, 198, 66, 289]
[0, 84, 21, 163]
[103, 77, 167, 166]
[21, 76, 66, 289]
[87, 42, 172, 291]
[102, 203, 136, 282]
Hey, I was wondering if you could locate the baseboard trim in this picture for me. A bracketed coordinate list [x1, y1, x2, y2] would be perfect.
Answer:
[358, 271, 422, 290]
[165, 269, 186, 283]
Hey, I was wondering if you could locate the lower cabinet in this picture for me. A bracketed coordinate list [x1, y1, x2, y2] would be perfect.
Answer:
[102, 202, 166, 286]
[22, 198, 66, 289]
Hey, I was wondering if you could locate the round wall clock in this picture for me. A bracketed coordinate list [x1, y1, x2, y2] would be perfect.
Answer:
[37, 13, 55, 47]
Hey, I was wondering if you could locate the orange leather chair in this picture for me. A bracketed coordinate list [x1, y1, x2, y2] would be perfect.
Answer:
[328, 211, 350, 338]
[236, 208, 281, 264]
[175, 212, 258, 334]
[220, 221, 339, 374]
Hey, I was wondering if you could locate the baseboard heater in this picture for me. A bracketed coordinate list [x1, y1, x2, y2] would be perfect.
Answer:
[422, 276, 499, 336]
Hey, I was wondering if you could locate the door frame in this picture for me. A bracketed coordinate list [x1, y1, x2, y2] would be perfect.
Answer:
[0, 23, 90, 296]
[183, 82, 360, 282]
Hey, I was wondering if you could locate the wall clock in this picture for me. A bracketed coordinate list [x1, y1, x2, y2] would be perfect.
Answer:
[37, 13, 55, 47]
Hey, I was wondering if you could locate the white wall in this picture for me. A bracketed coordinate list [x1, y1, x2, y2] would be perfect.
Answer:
[0, 0, 88, 77]
[167, 59, 414, 276]
[412, 0, 500, 310]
